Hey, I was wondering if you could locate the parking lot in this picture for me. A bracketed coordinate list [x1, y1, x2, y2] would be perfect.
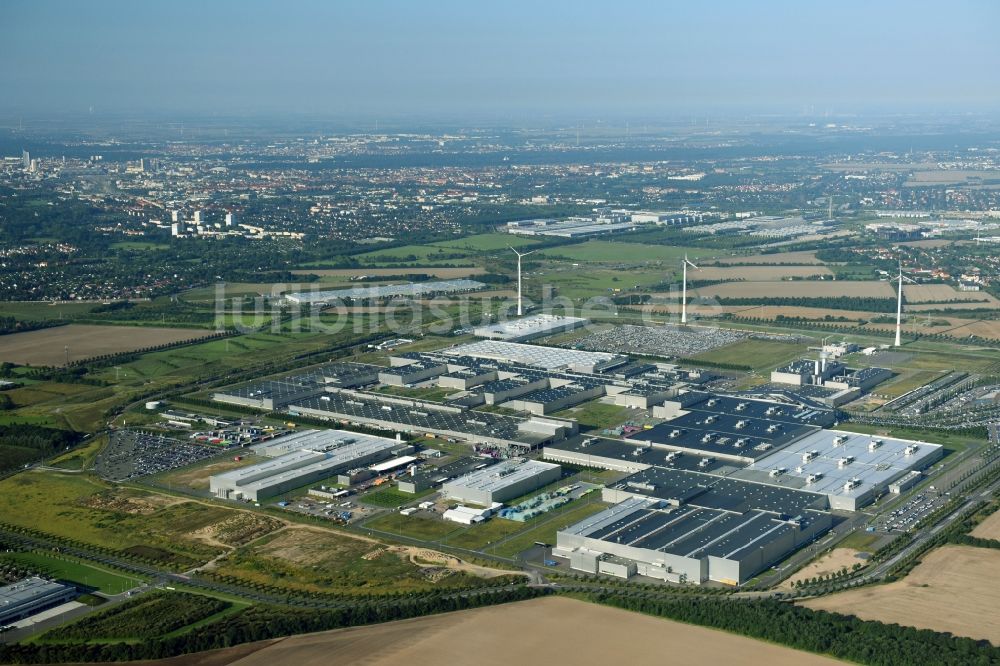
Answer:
[877, 492, 950, 533]
[95, 429, 222, 481]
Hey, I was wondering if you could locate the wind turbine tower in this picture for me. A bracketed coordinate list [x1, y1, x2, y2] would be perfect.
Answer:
[681, 253, 699, 324]
[510, 247, 536, 316]
[893, 259, 915, 347]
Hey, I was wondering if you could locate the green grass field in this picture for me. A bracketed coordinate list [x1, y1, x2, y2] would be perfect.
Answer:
[493, 501, 608, 558]
[0, 550, 145, 593]
[689, 338, 808, 370]
[538, 241, 718, 264]
[0, 302, 97, 321]
[430, 233, 540, 252]
[366, 512, 462, 541]
[361, 485, 434, 508]
[553, 402, 633, 430]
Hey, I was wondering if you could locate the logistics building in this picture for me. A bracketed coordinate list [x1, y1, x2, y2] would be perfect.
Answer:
[284, 279, 486, 305]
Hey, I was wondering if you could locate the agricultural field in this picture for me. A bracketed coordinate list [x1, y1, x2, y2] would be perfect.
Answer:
[971, 508, 1000, 540]
[903, 284, 1000, 304]
[0, 324, 216, 366]
[692, 265, 832, 281]
[714, 250, 823, 265]
[538, 240, 717, 264]
[0, 472, 236, 569]
[802, 545, 1000, 645]
[429, 233, 541, 251]
[694, 280, 895, 300]
[0, 301, 98, 321]
[225, 596, 845, 666]
[351, 244, 477, 265]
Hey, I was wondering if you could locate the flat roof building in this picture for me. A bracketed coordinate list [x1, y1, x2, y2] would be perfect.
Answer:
[0, 577, 77, 625]
[211, 429, 406, 501]
[284, 279, 486, 305]
[447, 340, 627, 373]
[442, 458, 562, 505]
[474, 314, 588, 342]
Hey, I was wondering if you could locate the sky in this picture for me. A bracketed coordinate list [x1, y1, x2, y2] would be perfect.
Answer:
[1, 0, 998, 118]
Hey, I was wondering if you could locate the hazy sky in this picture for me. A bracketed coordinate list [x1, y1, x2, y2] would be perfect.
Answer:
[1, 0, 998, 117]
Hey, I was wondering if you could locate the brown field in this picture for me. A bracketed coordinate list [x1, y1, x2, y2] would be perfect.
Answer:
[292, 267, 484, 278]
[783, 549, 861, 589]
[715, 250, 823, 265]
[971, 509, 1000, 540]
[802, 545, 1000, 645]
[221, 596, 845, 666]
[930, 319, 1000, 340]
[693, 280, 895, 300]
[904, 284, 1000, 304]
[693, 265, 832, 281]
[0, 324, 216, 366]
[908, 301, 999, 311]
[728, 305, 880, 321]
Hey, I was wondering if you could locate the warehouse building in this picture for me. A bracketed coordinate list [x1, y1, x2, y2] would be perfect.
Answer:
[473, 314, 588, 342]
[399, 456, 498, 494]
[0, 578, 77, 625]
[503, 384, 606, 415]
[287, 389, 577, 450]
[378, 360, 448, 386]
[213, 377, 325, 411]
[447, 340, 627, 373]
[732, 430, 944, 510]
[284, 279, 486, 305]
[442, 458, 562, 505]
[319, 362, 381, 389]
[555, 494, 830, 585]
[210, 430, 407, 501]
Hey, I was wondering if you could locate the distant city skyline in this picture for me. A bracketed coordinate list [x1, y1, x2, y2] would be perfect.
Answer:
[1, 0, 998, 117]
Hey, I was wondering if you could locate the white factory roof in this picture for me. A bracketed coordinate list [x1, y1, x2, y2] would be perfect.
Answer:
[370, 455, 418, 473]
[284, 279, 485, 304]
[474, 314, 588, 340]
[444, 458, 559, 493]
[735, 429, 942, 499]
[252, 428, 398, 458]
[446, 339, 622, 371]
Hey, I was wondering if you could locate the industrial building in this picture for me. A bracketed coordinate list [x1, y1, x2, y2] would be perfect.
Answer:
[554, 494, 831, 585]
[473, 314, 588, 342]
[284, 279, 486, 305]
[213, 377, 324, 411]
[210, 429, 408, 501]
[442, 458, 562, 505]
[287, 389, 577, 450]
[732, 430, 944, 511]
[0, 578, 77, 625]
[446, 340, 627, 373]
[398, 456, 497, 494]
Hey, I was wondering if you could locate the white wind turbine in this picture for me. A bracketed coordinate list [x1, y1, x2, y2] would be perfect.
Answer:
[510, 247, 536, 316]
[893, 258, 915, 347]
[681, 253, 699, 324]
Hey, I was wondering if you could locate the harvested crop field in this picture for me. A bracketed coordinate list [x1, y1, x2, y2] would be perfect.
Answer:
[694, 280, 895, 299]
[801, 545, 1000, 645]
[903, 284, 1000, 304]
[931, 319, 1000, 340]
[220, 596, 846, 666]
[0, 324, 215, 366]
[971, 509, 1000, 540]
[715, 250, 823, 265]
[692, 265, 832, 281]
